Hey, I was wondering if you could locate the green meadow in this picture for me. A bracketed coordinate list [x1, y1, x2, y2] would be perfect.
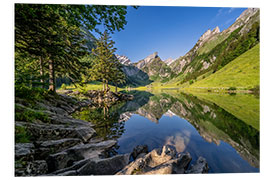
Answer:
[189, 44, 260, 90]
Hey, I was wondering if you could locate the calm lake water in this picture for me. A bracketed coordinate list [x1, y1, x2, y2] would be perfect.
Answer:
[73, 90, 259, 173]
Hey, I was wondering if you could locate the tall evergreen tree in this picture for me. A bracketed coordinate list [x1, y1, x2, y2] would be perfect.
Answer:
[110, 59, 126, 93]
[90, 32, 125, 92]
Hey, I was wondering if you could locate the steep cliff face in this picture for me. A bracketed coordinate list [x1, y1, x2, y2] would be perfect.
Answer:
[114, 54, 152, 87]
[169, 8, 260, 84]
[121, 65, 152, 87]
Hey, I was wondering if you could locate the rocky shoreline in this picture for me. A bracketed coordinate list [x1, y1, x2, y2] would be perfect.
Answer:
[15, 91, 209, 176]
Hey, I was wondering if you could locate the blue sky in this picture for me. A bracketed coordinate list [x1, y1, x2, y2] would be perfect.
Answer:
[106, 6, 246, 62]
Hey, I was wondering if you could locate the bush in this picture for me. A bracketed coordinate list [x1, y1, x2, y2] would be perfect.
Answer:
[15, 84, 47, 101]
[15, 126, 31, 143]
[189, 80, 194, 85]
[249, 85, 260, 93]
[228, 87, 237, 91]
[61, 83, 67, 90]
[15, 105, 49, 123]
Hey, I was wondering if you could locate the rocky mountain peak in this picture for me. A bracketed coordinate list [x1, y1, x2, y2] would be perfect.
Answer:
[136, 52, 159, 69]
[164, 58, 176, 66]
[212, 26, 220, 34]
[199, 29, 212, 41]
[199, 26, 220, 43]
[144, 52, 159, 63]
[225, 8, 259, 34]
[115, 54, 132, 65]
[236, 8, 259, 22]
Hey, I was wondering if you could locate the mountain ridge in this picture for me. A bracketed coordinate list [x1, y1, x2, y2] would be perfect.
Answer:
[115, 8, 259, 88]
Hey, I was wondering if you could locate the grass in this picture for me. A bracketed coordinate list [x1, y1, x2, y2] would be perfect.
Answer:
[59, 81, 126, 93]
[188, 91, 259, 131]
[188, 44, 260, 90]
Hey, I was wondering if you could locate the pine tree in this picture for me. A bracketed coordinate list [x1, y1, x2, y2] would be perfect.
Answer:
[110, 59, 126, 93]
[91, 32, 125, 92]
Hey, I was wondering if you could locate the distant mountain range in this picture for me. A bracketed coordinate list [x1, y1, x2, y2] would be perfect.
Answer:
[115, 8, 260, 87]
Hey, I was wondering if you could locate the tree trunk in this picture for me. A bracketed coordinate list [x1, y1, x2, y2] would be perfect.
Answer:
[39, 57, 44, 88]
[106, 81, 110, 92]
[115, 84, 118, 93]
[48, 59, 55, 92]
[103, 79, 105, 91]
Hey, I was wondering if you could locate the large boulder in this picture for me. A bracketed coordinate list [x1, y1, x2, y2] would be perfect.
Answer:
[116, 145, 192, 175]
[117, 145, 209, 175]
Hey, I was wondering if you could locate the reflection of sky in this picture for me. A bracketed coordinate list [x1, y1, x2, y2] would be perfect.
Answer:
[164, 131, 191, 153]
[116, 114, 259, 173]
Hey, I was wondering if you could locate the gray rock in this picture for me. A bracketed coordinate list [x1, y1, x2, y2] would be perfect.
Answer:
[185, 157, 209, 174]
[77, 154, 130, 175]
[49, 114, 94, 127]
[36, 138, 82, 159]
[57, 170, 77, 176]
[131, 145, 148, 160]
[51, 158, 91, 175]
[26, 160, 48, 176]
[15, 143, 35, 160]
[16, 121, 96, 142]
[46, 140, 117, 172]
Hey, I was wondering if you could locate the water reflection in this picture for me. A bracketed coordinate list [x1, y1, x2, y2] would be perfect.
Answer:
[72, 90, 259, 173]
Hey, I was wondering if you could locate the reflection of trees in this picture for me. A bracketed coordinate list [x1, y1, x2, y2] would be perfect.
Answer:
[72, 91, 154, 140]
[72, 102, 126, 140]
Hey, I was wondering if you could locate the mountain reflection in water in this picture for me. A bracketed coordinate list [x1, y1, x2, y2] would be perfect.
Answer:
[72, 90, 259, 173]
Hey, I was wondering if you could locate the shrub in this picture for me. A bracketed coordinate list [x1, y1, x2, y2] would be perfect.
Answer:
[15, 126, 31, 143]
[228, 87, 237, 91]
[15, 84, 47, 101]
[61, 83, 67, 90]
[249, 85, 260, 93]
[189, 80, 194, 85]
[15, 105, 49, 123]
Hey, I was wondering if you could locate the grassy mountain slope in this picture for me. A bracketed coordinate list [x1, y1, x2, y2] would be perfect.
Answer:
[189, 44, 259, 90]
[167, 8, 259, 86]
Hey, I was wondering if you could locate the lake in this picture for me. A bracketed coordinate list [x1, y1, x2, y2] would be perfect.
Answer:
[72, 90, 259, 173]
